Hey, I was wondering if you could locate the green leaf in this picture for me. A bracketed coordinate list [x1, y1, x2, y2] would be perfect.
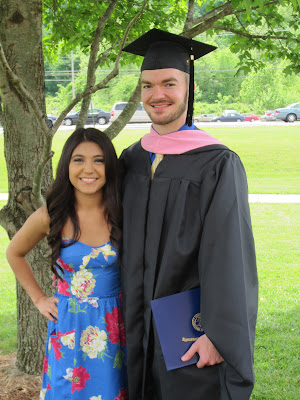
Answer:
[235, 65, 251, 76]
[113, 349, 124, 370]
[68, 298, 87, 313]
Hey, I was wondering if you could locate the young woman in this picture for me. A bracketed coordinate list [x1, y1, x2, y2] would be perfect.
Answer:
[6, 128, 127, 400]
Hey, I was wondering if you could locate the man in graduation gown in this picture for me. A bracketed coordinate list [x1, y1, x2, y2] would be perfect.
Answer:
[119, 29, 258, 400]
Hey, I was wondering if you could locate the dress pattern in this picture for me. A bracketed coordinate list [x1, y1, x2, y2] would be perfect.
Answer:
[39, 239, 127, 400]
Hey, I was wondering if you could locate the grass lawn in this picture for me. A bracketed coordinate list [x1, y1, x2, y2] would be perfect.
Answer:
[0, 201, 16, 353]
[1, 125, 300, 193]
[0, 199, 299, 399]
[250, 204, 300, 399]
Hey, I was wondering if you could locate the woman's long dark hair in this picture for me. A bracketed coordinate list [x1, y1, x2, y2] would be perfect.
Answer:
[46, 128, 122, 278]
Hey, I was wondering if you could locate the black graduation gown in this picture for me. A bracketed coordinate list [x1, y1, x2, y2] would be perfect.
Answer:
[119, 140, 258, 400]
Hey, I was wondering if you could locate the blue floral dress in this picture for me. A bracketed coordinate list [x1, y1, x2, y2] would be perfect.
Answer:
[39, 239, 128, 400]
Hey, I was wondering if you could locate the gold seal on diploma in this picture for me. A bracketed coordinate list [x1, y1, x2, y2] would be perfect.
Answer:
[192, 313, 203, 332]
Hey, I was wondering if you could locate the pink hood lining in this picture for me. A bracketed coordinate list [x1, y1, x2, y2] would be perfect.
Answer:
[141, 126, 223, 155]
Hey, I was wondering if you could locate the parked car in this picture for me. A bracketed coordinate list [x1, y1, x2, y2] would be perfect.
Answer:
[273, 102, 300, 122]
[211, 113, 246, 122]
[223, 109, 238, 115]
[110, 102, 151, 123]
[241, 113, 259, 122]
[63, 108, 110, 126]
[260, 110, 276, 121]
[47, 114, 57, 128]
[194, 113, 216, 122]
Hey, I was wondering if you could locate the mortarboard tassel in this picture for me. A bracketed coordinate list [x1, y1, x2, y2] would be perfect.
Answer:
[186, 53, 194, 127]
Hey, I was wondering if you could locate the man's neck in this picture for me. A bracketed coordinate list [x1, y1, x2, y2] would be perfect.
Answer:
[152, 116, 188, 135]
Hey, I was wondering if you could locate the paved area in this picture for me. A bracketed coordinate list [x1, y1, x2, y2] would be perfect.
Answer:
[1, 120, 300, 133]
[1, 193, 300, 203]
[248, 194, 300, 203]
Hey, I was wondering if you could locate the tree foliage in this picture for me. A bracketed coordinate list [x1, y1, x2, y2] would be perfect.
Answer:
[239, 65, 300, 111]
[41, 0, 300, 134]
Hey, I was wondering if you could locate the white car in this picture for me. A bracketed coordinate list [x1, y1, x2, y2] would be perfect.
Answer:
[110, 102, 151, 123]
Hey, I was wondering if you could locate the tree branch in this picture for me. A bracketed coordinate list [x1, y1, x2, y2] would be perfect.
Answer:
[182, 0, 282, 38]
[213, 25, 300, 41]
[191, 1, 233, 26]
[234, 13, 246, 30]
[31, 146, 54, 206]
[0, 205, 15, 237]
[182, 2, 234, 37]
[113, 0, 150, 69]
[0, 41, 55, 206]
[76, 0, 120, 128]
[104, 79, 141, 140]
[183, 0, 196, 32]
[51, 0, 150, 133]
[234, 0, 280, 14]
[95, 39, 121, 69]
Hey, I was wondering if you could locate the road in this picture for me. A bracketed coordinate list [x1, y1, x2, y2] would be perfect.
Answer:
[1, 120, 300, 133]
[1, 193, 300, 202]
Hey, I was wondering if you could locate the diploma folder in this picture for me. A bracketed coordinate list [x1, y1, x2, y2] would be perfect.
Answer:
[150, 287, 204, 371]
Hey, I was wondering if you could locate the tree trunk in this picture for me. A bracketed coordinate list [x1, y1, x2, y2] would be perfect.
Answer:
[0, 0, 54, 374]
[105, 79, 142, 140]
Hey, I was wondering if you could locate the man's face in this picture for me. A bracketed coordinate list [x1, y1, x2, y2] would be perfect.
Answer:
[141, 68, 188, 132]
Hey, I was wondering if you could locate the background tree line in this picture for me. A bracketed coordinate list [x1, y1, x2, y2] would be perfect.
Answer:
[45, 50, 300, 117]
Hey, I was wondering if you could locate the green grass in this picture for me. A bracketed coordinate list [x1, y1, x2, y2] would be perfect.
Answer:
[0, 200, 299, 398]
[204, 126, 300, 194]
[0, 201, 16, 353]
[250, 204, 300, 399]
[1, 125, 299, 194]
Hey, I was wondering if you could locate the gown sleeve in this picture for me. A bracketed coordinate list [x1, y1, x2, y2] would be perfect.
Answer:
[199, 152, 258, 399]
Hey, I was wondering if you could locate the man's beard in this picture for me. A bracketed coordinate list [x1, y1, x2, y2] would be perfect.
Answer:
[147, 91, 188, 126]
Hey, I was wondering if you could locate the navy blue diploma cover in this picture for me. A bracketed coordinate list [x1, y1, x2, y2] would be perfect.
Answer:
[151, 287, 205, 371]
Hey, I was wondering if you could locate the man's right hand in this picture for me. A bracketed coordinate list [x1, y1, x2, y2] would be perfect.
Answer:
[181, 334, 224, 368]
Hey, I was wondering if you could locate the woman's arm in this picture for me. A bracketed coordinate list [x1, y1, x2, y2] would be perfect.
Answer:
[6, 206, 59, 322]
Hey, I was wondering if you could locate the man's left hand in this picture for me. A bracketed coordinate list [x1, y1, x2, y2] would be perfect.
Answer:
[181, 334, 224, 368]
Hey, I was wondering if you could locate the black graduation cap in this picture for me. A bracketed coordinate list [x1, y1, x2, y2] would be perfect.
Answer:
[123, 29, 217, 126]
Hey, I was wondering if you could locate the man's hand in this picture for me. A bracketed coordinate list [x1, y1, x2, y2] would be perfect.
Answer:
[181, 334, 224, 368]
[34, 295, 59, 323]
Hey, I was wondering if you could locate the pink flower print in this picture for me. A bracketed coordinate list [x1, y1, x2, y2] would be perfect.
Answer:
[71, 366, 91, 393]
[118, 291, 123, 306]
[50, 333, 63, 360]
[105, 306, 126, 346]
[42, 355, 48, 374]
[114, 388, 128, 400]
[57, 279, 71, 296]
[46, 383, 51, 390]
[57, 258, 74, 272]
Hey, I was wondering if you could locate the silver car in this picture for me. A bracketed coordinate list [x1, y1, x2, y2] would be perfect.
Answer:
[110, 102, 151, 123]
[260, 110, 276, 121]
[194, 113, 216, 122]
[274, 103, 300, 122]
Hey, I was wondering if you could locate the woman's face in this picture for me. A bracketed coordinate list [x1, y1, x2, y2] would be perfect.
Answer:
[68, 141, 106, 198]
